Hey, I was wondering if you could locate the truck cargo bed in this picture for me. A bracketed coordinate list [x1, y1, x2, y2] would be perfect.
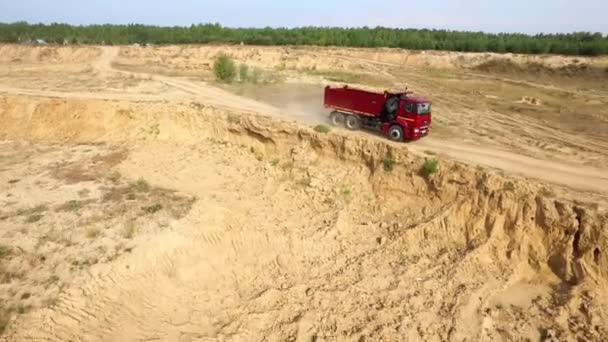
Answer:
[324, 86, 392, 118]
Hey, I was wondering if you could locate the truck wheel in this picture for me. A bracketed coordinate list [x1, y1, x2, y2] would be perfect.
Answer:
[345, 115, 360, 130]
[330, 112, 344, 126]
[385, 96, 399, 115]
[388, 125, 404, 142]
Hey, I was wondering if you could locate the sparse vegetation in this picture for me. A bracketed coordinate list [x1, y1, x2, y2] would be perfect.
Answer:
[0, 245, 11, 259]
[424, 150, 436, 156]
[214, 53, 236, 83]
[340, 184, 353, 204]
[420, 159, 439, 177]
[17, 205, 47, 216]
[57, 200, 82, 212]
[503, 181, 516, 191]
[142, 203, 162, 214]
[239, 63, 249, 82]
[271, 158, 280, 167]
[314, 124, 331, 134]
[46, 275, 60, 286]
[383, 150, 397, 172]
[85, 226, 101, 239]
[25, 214, 43, 223]
[132, 178, 150, 193]
[251, 67, 262, 84]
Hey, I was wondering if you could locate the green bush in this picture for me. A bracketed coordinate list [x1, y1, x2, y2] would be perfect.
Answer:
[504, 181, 515, 191]
[239, 63, 249, 82]
[214, 54, 236, 83]
[314, 125, 331, 134]
[251, 67, 262, 84]
[420, 159, 439, 177]
[383, 149, 396, 172]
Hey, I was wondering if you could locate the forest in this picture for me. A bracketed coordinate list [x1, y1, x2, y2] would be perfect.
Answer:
[1, 22, 607, 56]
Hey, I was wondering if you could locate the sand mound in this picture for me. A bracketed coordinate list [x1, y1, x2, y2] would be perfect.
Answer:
[0, 45, 101, 64]
[473, 58, 608, 81]
[1, 95, 607, 340]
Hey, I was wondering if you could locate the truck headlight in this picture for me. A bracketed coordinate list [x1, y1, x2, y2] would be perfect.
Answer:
[414, 128, 420, 133]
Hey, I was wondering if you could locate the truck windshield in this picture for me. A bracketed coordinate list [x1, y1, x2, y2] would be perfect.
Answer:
[417, 103, 431, 115]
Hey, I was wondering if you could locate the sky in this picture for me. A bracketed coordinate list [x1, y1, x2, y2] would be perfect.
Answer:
[0, 0, 606, 34]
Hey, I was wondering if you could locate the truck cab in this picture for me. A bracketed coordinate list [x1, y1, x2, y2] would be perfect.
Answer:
[391, 96, 432, 140]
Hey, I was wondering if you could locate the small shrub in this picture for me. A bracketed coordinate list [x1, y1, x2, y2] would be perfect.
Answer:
[503, 181, 515, 191]
[314, 124, 331, 134]
[383, 150, 396, 172]
[0, 245, 11, 259]
[213, 54, 236, 83]
[25, 214, 43, 223]
[383, 158, 396, 172]
[132, 178, 150, 193]
[85, 227, 101, 239]
[251, 67, 262, 84]
[340, 184, 353, 204]
[271, 159, 280, 166]
[17, 205, 47, 216]
[46, 275, 60, 285]
[58, 200, 82, 212]
[142, 204, 162, 214]
[420, 159, 439, 177]
[239, 63, 249, 82]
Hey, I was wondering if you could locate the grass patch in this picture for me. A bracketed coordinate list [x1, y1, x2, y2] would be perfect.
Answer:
[17, 205, 47, 216]
[142, 204, 162, 214]
[382, 149, 397, 172]
[85, 227, 101, 239]
[313, 124, 331, 134]
[420, 159, 439, 177]
[239, 63, 249, 82]
[25, 214, 43, 223]
[340, 184, 353, 204]
[46, 275, 60, 287]
[271, 158, 280, 166]
[0, 245, 11, 259]
[131, 178, 150, 193]
[57, 200, 82, 212]
[503, 181, 515, 192]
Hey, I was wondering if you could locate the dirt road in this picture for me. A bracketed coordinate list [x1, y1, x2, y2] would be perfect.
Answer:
[0, 46, 606, 195]
[409, 138, 608, 193]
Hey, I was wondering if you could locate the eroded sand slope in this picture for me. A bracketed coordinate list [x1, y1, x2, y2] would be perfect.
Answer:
[0, 95, 606, 341]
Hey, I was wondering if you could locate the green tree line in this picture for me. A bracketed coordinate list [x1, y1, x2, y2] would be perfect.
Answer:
[1, 22, 607, 56]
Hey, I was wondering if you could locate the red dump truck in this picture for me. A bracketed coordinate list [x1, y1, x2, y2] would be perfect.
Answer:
[324, 85, 431, 141]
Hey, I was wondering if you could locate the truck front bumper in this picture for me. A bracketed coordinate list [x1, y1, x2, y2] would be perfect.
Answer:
[409, 126, 429, 140]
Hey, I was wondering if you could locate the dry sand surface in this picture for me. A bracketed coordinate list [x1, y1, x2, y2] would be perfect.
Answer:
[0, 44, 607, 341]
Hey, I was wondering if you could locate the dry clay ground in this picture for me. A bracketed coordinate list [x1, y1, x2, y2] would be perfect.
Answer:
[0, 45, 607, 341]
